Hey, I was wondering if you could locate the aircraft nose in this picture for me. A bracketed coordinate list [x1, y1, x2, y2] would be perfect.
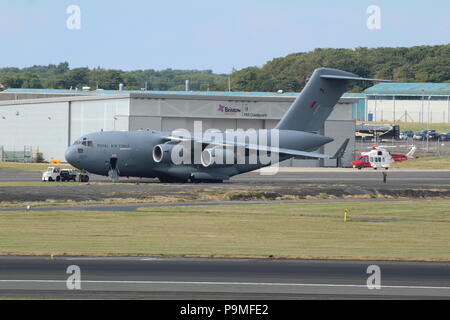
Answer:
[65, 147, 76, 165]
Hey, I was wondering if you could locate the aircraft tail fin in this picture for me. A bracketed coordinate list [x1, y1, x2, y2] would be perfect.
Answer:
[275, 68, 392, 132]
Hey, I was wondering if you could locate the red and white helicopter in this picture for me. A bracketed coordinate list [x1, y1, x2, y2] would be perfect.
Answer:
[351, 145, 416, 170]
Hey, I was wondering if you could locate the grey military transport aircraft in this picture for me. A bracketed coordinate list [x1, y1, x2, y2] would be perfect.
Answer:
[65, 68, 388, 183]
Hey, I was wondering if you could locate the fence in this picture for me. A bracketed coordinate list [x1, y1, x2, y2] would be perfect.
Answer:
[0, 146, 42, 162]
[367, 110, 450, 124]
[355, 139, 450, 158]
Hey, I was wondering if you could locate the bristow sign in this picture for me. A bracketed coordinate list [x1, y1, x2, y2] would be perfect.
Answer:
[217, 104, 267, 118]
[217, 104, 241, 115]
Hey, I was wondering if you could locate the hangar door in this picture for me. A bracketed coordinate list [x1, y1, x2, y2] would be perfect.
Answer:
[162, 118, 247, 132]
[323, 120, 355, 167]
[129, 116, 161, 131]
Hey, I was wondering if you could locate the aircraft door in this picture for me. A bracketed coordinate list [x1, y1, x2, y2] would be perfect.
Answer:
[108, 154, 120, 182]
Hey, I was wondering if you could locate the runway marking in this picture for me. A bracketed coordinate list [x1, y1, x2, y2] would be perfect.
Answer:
[1, 280, 450, 291]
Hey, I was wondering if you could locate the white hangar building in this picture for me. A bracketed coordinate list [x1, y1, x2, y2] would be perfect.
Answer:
[364, 83, 450, 123]
[0, 89, 359, 167]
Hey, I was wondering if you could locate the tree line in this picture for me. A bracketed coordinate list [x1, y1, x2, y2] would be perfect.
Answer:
[231, 45, 450, 93]
[0, 63, 229, 92]
[0, 44, 448, 93]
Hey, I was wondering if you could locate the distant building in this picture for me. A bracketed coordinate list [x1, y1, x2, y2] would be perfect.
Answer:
[364, 83, 450, 123]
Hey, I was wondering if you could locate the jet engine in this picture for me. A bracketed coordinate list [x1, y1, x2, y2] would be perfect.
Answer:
[201, 147, 245, 167]
[153, 142, 179, 163]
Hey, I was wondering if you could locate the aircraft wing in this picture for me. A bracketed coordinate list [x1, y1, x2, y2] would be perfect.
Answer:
[164, 134, 333, 159]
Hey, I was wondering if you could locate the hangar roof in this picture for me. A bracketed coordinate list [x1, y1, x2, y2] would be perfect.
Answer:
[364, 83, 450, 96]
[2, 88, 364, 99]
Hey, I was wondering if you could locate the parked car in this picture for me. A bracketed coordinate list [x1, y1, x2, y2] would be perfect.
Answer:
[413, 131, 426, 140]
[413, 130, 438, 140]
[399, 130, 414, 140]
[425, 130, 438, 140]
[404, 130, 414, 138]
[438, 133, 450, 141]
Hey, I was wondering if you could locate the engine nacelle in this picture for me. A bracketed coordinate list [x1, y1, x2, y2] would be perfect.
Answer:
[201, 147, 244, 167]
[153, 143, 178, 163]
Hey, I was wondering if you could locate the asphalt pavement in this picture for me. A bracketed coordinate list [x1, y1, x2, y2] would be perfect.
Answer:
[0, 256, 449, 299]
[1, 168, 450, 186]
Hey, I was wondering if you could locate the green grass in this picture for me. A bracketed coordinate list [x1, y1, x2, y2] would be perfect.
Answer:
[0, 162, 73, 172]
[391, 154, 450, 169]
[1, 201, 449, 261]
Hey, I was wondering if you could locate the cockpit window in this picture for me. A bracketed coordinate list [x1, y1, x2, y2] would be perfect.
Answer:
[81, 140, 93, 147]
[73, 138, 93, 147]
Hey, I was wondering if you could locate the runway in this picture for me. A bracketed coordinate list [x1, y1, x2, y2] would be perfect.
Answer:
[0, 256, 449, 299]
[1, 168, 450, 186]
[234, 168, 450, 186]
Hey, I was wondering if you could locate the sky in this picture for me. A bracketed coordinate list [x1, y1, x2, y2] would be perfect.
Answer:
[0, 0, 449, 73]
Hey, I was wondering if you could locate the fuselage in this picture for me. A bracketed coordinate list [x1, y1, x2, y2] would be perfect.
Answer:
[65, 129, 333, 181]
[350, 148, 395, 169]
